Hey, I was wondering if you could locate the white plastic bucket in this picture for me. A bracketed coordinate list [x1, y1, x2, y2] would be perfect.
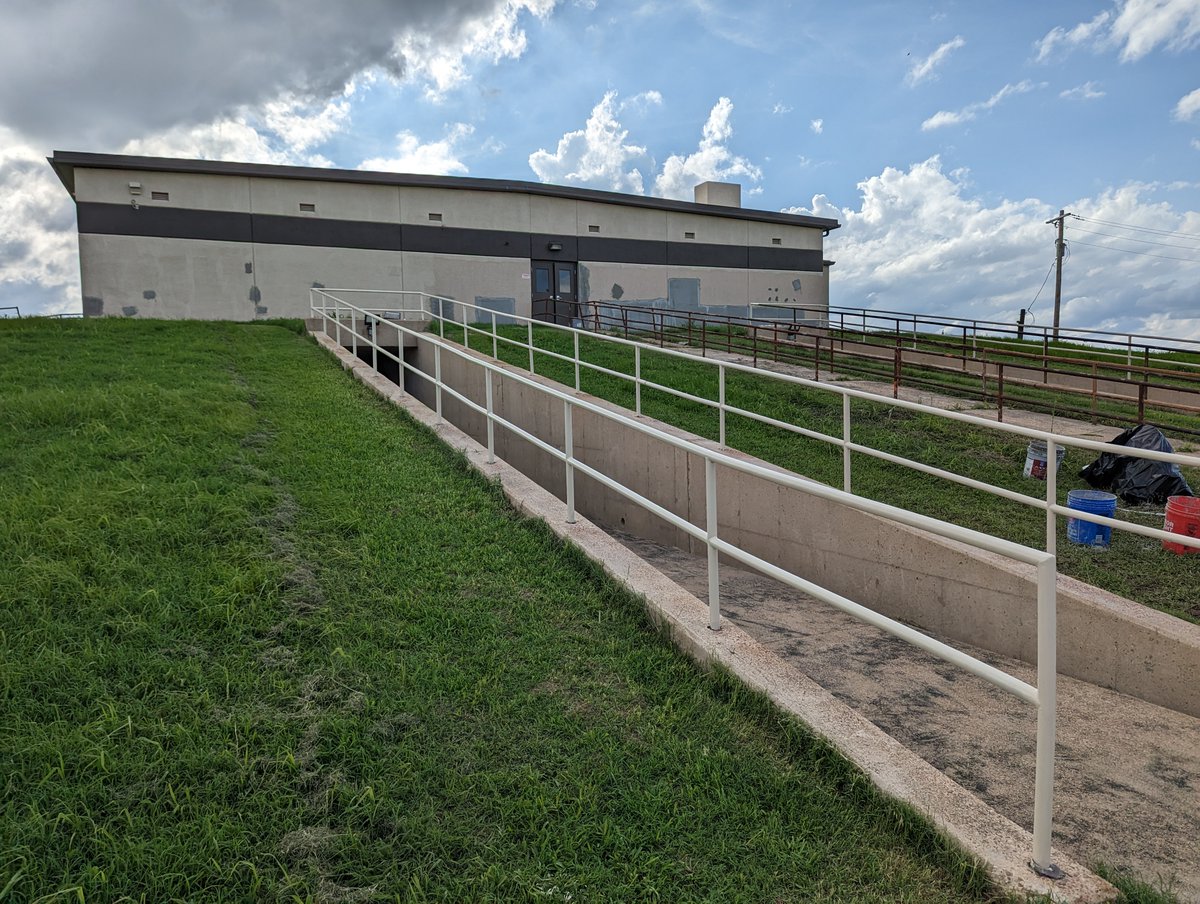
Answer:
[1023, 441, 1065, 480]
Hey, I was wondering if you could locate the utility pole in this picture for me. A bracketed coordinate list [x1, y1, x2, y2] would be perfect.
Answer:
[1046, 209, 1070, 342]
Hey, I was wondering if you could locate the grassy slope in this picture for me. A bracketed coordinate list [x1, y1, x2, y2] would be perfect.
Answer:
[1, 318, 1008, 903]
[462, 325, 1200, 623]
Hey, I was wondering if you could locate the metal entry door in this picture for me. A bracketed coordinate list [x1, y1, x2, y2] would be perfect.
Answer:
[531, 260, 578, 326]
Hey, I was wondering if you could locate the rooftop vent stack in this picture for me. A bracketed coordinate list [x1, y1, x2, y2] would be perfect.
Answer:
[694, 181, 741, 208]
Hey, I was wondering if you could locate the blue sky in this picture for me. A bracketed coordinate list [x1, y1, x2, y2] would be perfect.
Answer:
[1, 0, 1198, 336]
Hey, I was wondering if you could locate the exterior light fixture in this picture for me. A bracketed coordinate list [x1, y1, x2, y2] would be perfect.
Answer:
[547, 241, 563, 252]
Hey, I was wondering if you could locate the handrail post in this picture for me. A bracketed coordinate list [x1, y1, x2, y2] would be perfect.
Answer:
[705, 457, 720, 631]
[574, 329, 581, 392]
[564, 400, 576, 524]
[492, 311, 498, 359]
[1031, 556, 1063, 879]
[434, 342, 443, 424]
[842, 395, 852, 493]
[395, 321, 405, 395]
[718, 364, 726, 446]
[1045, 440, 1057, 556]
[370, 315, 377, 373]
[335, 296, 342, 346]
[485, 369, 495, 464]
[634, 345, 642, 416]
[528, 320, 535, 374]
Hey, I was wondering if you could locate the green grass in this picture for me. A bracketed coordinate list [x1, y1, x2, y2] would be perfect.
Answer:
[0, 317, 1019, 902]
[460, 323, 1200, 624]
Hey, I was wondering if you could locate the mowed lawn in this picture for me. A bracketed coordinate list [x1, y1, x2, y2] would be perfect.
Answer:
[0, 317, 1004, 903]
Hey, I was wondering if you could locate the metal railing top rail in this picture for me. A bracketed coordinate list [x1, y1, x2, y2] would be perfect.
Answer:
[402, 289, 1200, 553]
[322, 289, 1200, 474]
[752, 301, 1200, 355]
[309, 288, 1066, 874]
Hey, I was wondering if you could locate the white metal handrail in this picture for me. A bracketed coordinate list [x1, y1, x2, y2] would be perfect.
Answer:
[310, 288, 1069, 876]
[327, 288, 1200, 556]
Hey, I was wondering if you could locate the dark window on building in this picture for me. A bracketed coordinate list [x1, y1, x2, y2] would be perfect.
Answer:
[534, 268, 550, 293]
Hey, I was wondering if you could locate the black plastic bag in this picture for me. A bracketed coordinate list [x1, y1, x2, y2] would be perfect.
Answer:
[1080, 424, 1194, 505]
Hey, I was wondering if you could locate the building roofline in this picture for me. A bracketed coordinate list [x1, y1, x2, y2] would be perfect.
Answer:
[48, 151, 840, 232]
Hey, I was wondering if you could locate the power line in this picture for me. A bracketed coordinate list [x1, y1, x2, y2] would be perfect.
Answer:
[1067, 224, 1200, 252]
[1026, 258, 1056, 318]
[1071, 214, 1200, 240]
[1067, 238, 1200, 264]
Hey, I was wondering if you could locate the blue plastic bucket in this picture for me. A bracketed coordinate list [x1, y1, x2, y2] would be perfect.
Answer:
[1066, 490, 1118, 548]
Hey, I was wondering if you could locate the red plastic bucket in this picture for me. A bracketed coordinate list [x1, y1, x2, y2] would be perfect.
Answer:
[1163, 495, 1200, 554]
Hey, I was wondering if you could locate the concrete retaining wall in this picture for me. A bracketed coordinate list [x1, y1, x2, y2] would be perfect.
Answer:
[408, 334, 1200, 718]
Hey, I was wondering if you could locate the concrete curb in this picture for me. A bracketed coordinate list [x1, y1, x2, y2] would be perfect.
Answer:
[313, 331, 1117, 904]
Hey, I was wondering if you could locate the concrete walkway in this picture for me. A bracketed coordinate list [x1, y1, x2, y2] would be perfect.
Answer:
[613, 530, 1200, 902]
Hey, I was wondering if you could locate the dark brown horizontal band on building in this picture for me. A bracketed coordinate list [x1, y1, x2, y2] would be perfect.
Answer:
[76, 203, 828, 272]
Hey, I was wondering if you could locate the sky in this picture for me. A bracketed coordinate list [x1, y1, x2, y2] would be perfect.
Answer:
[1, 0, 1199, 337]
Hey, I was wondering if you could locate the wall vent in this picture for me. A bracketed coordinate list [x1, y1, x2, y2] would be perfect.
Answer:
[588, 224, 600, 233]
[429, 212, 443, 222]
[299, 202, 316, 212]
[151, 191, 169, 201]
[684, 231, 696, 239]
[772, 237, 782, 245]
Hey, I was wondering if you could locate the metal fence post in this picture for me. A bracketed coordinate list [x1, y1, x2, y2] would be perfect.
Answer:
[528, 321, 535, 374]
[1031, 556, 1063, 879]
[485, 369, 495, 464]
[718, 365, 726, 446]
[492, 312, 499, 359]
[1045, 440, 1057, 557]
[564, 401, 576, 524]
[335, 297, 342, 346]
[705, 457, 720, 631]
[843, 394, 852, 493]
[574, 330, 581, 392]
[634, 345, 642, 416]
[370, 316, 377, 373]
[434, 343, 443, 424]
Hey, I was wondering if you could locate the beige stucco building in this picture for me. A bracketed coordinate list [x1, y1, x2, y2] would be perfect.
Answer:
[50, 151, 839, 324]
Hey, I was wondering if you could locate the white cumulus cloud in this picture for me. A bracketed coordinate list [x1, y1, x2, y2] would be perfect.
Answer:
[1174, 87, 1200, 121]
[653, 97, 763, 200]
[922, 81, 1037, 131]
[528, 91, 652, 194]
[782, 157, 1200, 338]
[1036, 0, 1200, 63]
[0, 0, 557, 147]
[810, 118, 824, 134]
[906, 36, 966, 86]
[528, 92, 764, 201]
[359, 123, 475, 175]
